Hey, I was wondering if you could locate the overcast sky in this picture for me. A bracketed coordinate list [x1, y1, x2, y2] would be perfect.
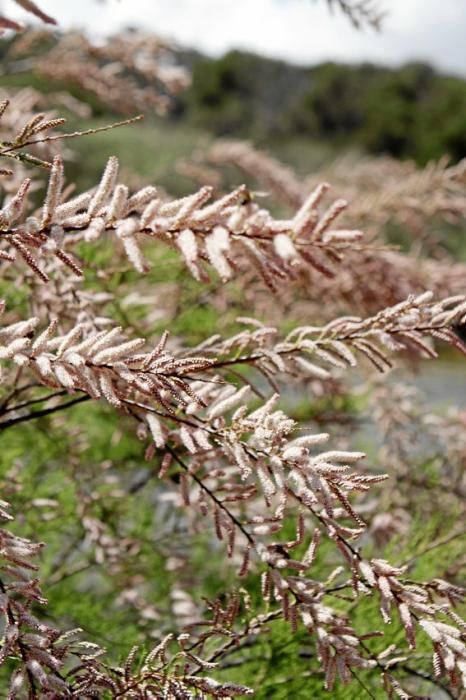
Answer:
[3, 0, 466, 75]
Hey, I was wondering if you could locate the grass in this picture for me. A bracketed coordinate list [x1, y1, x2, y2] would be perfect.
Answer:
[66, 115, 213, 195]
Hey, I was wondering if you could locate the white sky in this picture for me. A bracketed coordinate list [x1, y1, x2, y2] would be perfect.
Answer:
[3, 0, 466, 75]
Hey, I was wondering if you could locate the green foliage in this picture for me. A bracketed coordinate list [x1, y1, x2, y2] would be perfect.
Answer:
[289, 62, 466, 163]
[181, 50, 310, 141]
[0, 403, 179, 657]
[183, 53, 466, 164]
[64, 114, 212, 194]
[289, 62, 379, 139]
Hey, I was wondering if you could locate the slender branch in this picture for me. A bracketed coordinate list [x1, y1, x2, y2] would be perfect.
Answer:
[0, 395, 90, 431]
[0, 115, 144, 154]
[398, 665, 456, 700]
[0, 389, 68, 416]
[348, 667, 377, 699]
[165, 445, 255, 547]
[402, 528, 466, 567]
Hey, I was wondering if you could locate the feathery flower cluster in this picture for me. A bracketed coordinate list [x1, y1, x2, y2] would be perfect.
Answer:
[0, 16, 465, 696]
[8, 29, 190, 116]
[1, 162, 465, 700]
[0, 90, 64, 170]
[0, 154, 367, 287]
[0, 307, 214, 414]
[204, 139, 466, 236]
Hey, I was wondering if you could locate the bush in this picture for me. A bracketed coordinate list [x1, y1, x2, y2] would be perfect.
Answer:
[0, 4, 465, 698]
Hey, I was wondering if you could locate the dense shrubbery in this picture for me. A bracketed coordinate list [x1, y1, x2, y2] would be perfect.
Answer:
[185, 53, 466, 163]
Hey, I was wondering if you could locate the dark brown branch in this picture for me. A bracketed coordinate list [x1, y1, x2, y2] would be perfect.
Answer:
[0, 394, 90, 431]
[166, 445, 255, 547]
[0, 389, 68, 416]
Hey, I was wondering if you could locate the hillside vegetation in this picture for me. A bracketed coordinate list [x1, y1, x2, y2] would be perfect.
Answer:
[2, 34, 466, 165]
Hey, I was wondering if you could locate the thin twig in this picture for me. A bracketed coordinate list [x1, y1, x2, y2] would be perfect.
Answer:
[166, 445, 255, 547]
[0, 115, 144, 154]
[0, 389, 68, 416]
[0, 395, 90, 431]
